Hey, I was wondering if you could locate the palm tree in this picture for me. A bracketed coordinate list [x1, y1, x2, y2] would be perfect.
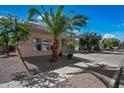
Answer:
[28, 6, 67, 61]
[28, 6, 88, 61]
[10, 17, 30, 70]
[0, 15, 13, 56]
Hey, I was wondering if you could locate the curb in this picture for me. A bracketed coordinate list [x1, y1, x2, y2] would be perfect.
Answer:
[109, 66, 123, 88]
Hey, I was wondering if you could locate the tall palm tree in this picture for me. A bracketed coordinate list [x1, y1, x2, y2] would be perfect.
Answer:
[28, 6, 67, 61]
[0, 15, 13, 56]
[28, 6, 88, 61]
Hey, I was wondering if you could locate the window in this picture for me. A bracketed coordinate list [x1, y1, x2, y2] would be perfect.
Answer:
[32, 38, 50, 51]
[42, 39, 50, 51]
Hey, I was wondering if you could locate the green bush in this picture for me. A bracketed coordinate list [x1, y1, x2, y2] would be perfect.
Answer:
[67, 40, 76, 50]
[67, 43, 75, 49]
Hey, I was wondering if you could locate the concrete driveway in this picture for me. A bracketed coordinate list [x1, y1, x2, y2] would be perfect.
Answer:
[74, 51, 124, 67]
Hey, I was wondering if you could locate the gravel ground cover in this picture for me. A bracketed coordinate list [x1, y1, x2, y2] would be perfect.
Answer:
[0, 53, 81, 84]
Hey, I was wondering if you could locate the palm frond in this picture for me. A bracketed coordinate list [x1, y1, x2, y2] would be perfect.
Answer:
[55, 5, 64, 18]
[28, 8, 42, 21]
[71, 14, 88, 27]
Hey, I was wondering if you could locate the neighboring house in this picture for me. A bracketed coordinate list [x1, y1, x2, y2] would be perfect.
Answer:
[61, 31, 80, 54]
[74, 35, 80, 51]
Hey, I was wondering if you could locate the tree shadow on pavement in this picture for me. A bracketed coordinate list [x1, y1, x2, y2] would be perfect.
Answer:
[11, 56, 94, 88]
[11, 69, 67, 88]
[24, 55, 92, 72]
[66, 64, 117, 88]
[118, 71, 124, 87]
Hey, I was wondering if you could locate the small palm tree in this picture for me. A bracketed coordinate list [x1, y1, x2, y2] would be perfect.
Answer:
[60, 14, 88, 55]
[67, 39, 76, 59]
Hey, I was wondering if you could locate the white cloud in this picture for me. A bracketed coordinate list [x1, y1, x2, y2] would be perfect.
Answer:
[36, 15, 42, 20]
[0, 16, 3, 18]
[73, 30, 80, 33]
[103, 34, 116, 39]
[72, 30, 80, 36]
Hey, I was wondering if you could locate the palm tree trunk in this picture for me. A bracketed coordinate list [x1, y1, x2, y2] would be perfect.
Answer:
[16, 44, 29, 70]
[51, 37, 59, 62]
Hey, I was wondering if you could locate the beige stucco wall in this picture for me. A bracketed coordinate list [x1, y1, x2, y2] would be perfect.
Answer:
[19, 29, 52, 57]
[18, 25, 79, 57]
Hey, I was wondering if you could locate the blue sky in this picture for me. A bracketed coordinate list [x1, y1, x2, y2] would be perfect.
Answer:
[0, 5, 124, 40]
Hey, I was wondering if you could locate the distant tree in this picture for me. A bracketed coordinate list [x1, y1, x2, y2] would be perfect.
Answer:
[80, 32, 102, 53]
[102, 38, 120, 51]
[119, 41, 124, 49]
[0, 15, 13, 56]
[112, 38, 120, 47]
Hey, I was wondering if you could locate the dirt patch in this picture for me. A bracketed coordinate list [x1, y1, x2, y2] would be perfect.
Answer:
[53, 73, 107, 88]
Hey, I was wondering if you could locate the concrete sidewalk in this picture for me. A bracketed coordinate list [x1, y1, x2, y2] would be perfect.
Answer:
[119, 71, 124, 88]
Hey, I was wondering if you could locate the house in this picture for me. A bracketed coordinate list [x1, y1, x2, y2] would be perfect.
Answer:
[19, 22, 79, 57]
[19, 22, 52, 57]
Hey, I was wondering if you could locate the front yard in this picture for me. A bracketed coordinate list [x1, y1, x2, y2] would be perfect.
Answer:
[0, 51, 124, 88]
